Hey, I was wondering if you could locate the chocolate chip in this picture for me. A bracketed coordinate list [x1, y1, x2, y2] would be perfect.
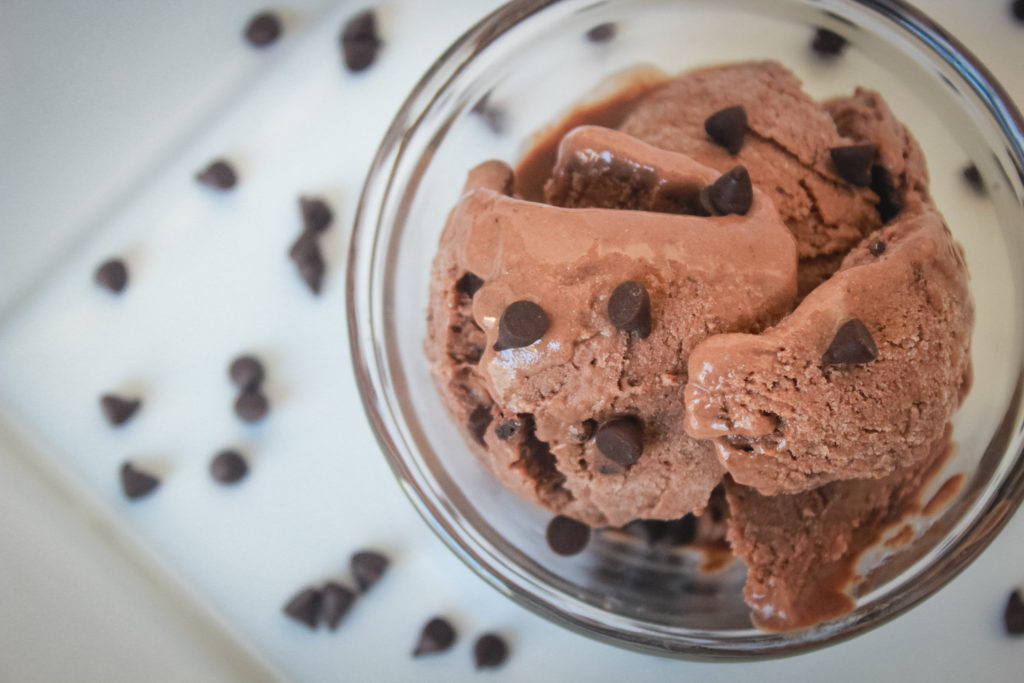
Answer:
[455, 272, 484, 298]
[210, 449, 248, 484]
[494, 300, 548, 351]
[94, 259, 129, 293]
[869, 240, 886, 256]
[811, 27, 847, 57]
[341, 10, 381, 72]
[1014, 1, 1024, 22]
[962, 163, 985, 193]
[585, 22, 616, 43]
[100, 394, 140, 426]
[283, 587, 322, 629]
[473, 633, 508, 669]
[120, 462, 160, 500]
[471, 94, 507, 135]
[1005, 589, 1024, 635]
[351, 550, 389, 592]
[229, 355, 265, 391]
[870, 164, 902, 222]
[196, 159, 237, 190]
[413, 617, 457, 656]
[234, 389, 269, 422]
[322, 582, 356, 630]
[244, 11, 282, 47]
[830, 144, 877, 187]
[700, 165, 753, 216]
[822, 318, 878, 366]
[545, 515, 591, 556]
[704, 105, 747, 155]
[289, 231, 326, 295]
[495, 418, 521, 441]
[468, 404, 492, 446]
[608, 281, 652, 338]
[595, 417, 644, 466]
[299, 196, 333, 233]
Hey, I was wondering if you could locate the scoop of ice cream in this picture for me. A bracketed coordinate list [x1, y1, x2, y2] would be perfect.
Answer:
[684, 209, 972, 495]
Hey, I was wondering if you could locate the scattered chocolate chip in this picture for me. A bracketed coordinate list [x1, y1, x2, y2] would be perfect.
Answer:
[244, 11, 282, 47]
[210, 449, 248, 484]
[100, 394, 141, 426]
[471, 95, 507, 135]
[607, 281, 652, 338]
[821, 318, 878, 366]
[283, 587, 322, 629]
[234, 389, 269, 422]
[494, 300, 548, 351]
[455, 272, 484, 298]
[473, 633, 509, 669]
[869, 240, 886, 256]
[413, 617, 457, 656]
[811, 27, 847, 57]
[704, 105, 747, 155]
[351, 550, 389, 592]
[196, 159, 237, 190]
[595, 417, 644, 466]
[1005, 589, 1024, 635]
[341, 9, 381, 72]
[870, 164, 902, 222]
[229, 354, 265, 391]
[830, 144, 877, 187]
[322, 582, 356, 630]
[94, 259, 129, 294]
[1014, 1, 1024, 22]
[299, 196, 333, 233]
[120, 462, 160, 500]
[700, 165, 753, 216]
[289, 231, 326, 295]
[962, 163, 985, 193]
[468, 404, 492, 446]
[495, 418, 521, 441]
[585, 22, 616, 43]
[545, 515, 591, 556]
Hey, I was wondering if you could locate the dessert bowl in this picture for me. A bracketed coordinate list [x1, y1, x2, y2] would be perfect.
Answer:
[348, 0, 1024, 658]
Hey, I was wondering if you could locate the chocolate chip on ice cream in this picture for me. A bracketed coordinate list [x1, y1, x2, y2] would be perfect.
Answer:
[704, 105, 747, 155]
[494, 301, 548, 351]
[607, 281, 652, 338]
[830, 144, 878, 187]
[595, 418, 644, 466]
[700, 165, 753, 215]
[821, 318, 878, 366]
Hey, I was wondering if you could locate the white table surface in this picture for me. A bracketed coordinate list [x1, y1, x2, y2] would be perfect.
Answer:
[1, 1, 1022, 681]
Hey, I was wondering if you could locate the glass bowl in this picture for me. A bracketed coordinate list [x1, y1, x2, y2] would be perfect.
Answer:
[347, 0, 1024, 659]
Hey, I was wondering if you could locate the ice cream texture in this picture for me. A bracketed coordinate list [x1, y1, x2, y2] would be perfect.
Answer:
[424, 61, 973, 629]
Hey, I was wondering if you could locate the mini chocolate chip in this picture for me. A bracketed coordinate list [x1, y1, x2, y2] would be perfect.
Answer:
[822, 318, 878, 366]
[704, 105, 747, 155]
[283, 587, 322, 629]
[811, 27, 847, 56]
[869, 240, 886, 256]
[473, 633, 509, 669]
[413, 617, 457, 656]
[234, 389, 269, 422]
[341, 10, 381, 72]
[870, 164, 902, 222]
[1005, 589, 1024, 635]
[467, 404, 492, 446]
[120, 462, 160, 500]
[94, 259, 129, 293]
[299, 196, 333, 233]
[545, 515, 591, 556]
[289, 231, 326, 295]
[229, 354, 265, 391]
[351, 550, 389, 592]
[495, 418, 521, 441]
[494, 300, 548, 351]
[455, 272, 484, 298]
[962, 163, 985, 193]
[585, 22, 616, 43]
[595, 417, 643, 466]
[210, 449, 248, 484]
[322, 582, 356, 630]
[700, 165, 753, 216]
[244, 11, 282, 47]
[1014, 0, 1024, 22]
[100, 394, 141, 426]
[196, 159, 237, 190]
[830, 145, 877, 187]
[608, 281, 652, 338]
